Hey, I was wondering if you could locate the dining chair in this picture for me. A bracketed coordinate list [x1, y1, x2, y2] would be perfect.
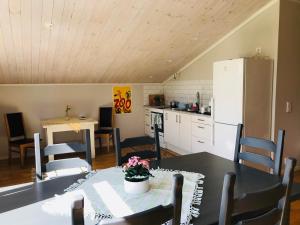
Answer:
[72, 195, 85, 225]
[113, 124, 161, 166]
[34, 130, 92, 181]
[234, 123, 285, 175]
[235, 124, 300, 221]
[95, 107, 114, 152]
[219, 157, 296, 225]
[3, 112, 35, 167]
[71, 174, 184, 225]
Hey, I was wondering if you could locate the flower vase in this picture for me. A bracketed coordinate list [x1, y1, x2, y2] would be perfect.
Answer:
[124, 177, 150, 194]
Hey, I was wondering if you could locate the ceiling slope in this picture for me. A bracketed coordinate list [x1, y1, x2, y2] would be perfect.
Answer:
[0, 0, 271, 84]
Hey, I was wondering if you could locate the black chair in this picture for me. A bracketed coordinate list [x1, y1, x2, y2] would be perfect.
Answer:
[34, 130, 92, 181]
[234, 123, 285, 175]
[72, 195, 85, 225]
[219, 157, 296, 225]
[235, 124, 300, 220]
[113, 124, 161, 166]
[95, 107, 114, 152]
[71, 174, 184, 225]
[4, 112, 35, 167]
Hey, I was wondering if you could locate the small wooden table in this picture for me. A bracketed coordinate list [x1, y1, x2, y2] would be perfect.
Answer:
[41, 117, 98, 159]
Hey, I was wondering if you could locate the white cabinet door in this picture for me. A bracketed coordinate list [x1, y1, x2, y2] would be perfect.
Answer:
[164, 111, 179, 147]
[178, 113, 191, 152]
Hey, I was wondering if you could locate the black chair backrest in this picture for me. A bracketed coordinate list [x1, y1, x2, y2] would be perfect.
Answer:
[113, 124, 161, 166]
[234, 123, 285, 175]
[5, 112, 26, 139]
[219, 157, 296, 225]
[34, 130, 92, 180]
[72, 195, 85, 225]
[99, 107, 113, 128]
[72, 174, 184, 225]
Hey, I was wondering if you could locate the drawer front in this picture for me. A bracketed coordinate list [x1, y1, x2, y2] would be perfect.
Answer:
[191, 123, 211, 139]
[191, 115, 212, 125]
[191, 136, 211, 153]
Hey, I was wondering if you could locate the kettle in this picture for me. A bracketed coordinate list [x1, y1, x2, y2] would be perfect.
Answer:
[170, 101, 177, 108]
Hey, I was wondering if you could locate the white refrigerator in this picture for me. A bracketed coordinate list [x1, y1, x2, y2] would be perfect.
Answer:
[212, 58, 273, 160]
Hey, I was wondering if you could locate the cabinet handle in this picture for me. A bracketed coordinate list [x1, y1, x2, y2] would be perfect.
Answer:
[197, 140, 205, 143]
[165, 113, 168, 120]
[198, 126, 204, 129]
[198, 119, 204, 121]
[176, 115, 178, 123]
[179, 115, 181, 123]
[145, 114, 150, 116]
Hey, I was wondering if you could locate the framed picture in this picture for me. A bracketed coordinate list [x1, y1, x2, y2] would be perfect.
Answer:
[113, 86, 132, 114]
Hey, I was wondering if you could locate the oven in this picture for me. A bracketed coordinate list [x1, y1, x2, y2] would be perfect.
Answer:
[151, 111, 164, 133]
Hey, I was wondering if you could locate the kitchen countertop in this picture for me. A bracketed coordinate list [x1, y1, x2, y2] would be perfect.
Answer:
[163, 108, 211, 117]
[144, 105, 211, 117]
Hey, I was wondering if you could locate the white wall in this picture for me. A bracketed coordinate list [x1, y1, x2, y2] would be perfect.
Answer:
[0, 84, 145, 159]
[143, 80, 212, 107]
[170, 1, 279, 81]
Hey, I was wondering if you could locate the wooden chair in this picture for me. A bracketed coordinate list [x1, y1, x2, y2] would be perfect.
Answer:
[219, 157, 296, 225]
[95, 107, 114, 152]
[72, 195, 85, 225]
[235, 124, 300, 221]
[34, 130, 92, 181]
[234, 123, 285, 175]
[4, 112, 34, 167]
[71, 174, 184, 225]
[113, 124, 161, 166]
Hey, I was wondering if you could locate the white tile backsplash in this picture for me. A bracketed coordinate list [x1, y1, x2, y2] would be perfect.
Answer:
[143, 80, 213, 106]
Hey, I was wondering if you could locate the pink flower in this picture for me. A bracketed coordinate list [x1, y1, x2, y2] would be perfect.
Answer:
[127, 156, 140, 167]
[138, 159, 150, 169]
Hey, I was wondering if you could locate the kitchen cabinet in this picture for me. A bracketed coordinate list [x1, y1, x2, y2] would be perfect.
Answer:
[178, 113, 191, 152]
[191, 114, 212, 153]
[165, 110, 191, 152]
[164, 110, 179, 147]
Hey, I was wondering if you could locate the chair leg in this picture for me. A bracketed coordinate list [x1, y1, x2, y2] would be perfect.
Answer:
[20, 146, 25, 168]
[25, 150, 28, 160]
[99, 137, 102, 151]
[8, 147, 12, 165]
[111, 134, 114, 151]
[106, 134, 110, 152]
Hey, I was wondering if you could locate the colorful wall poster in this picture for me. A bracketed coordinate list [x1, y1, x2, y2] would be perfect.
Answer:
[113, 86, 132, 114]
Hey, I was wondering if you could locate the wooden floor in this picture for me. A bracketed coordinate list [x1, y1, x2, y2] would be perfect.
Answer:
[0, 147, 299, 225]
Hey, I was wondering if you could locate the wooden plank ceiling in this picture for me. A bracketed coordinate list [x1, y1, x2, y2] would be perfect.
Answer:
[0, 0, 271, 84]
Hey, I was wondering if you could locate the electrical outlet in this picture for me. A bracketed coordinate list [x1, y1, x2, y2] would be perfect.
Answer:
[286, 101, 292, 113]
[255, 47, 262, 55]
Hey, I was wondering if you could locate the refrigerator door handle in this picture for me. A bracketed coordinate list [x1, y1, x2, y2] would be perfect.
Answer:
[212, 123, 215, 146]
[211, 97, 215, 121]
[211, 97, 215, 146]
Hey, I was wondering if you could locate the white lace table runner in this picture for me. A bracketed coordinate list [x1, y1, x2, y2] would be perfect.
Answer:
[64, 167, 205, 225]
[0, 167, 205, 225]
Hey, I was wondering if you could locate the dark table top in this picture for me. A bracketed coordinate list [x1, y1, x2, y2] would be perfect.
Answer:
[0, 152, 281, 225]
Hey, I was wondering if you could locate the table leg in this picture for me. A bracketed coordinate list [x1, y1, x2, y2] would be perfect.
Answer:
[20, 146, 25, 167]
[46, 129, 54, 161]
[89, 126, 95, 158]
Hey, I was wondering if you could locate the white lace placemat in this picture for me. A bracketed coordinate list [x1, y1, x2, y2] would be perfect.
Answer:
[62, 167, 205, 225]
[0, 168, 205, 225]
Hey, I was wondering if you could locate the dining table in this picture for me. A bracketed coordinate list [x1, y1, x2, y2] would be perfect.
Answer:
[0, 152, 283, 225]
